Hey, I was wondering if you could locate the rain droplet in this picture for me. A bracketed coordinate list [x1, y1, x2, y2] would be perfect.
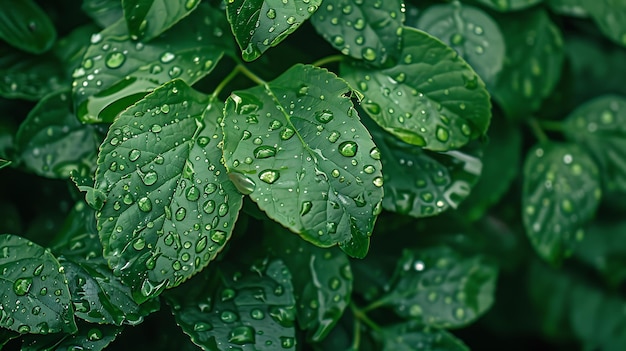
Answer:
[218, 203, 229, 217]
[338, 141, 358, 157]
[13, 277, 32, 296]
[195, 236, 207, 253]
[300, 201, 313, 216]
[175, 207, 187, 221]
[160, 52, 176, 63]
[138, 197, 152, 212]
[142, 171, 158, 186]
[315, 110, 334, 123]
[133, 238, 146, 250]
[267, 8, 277, 19]
[105, 52, 126, 69]
[229, 325, 255, 345]
[328, 131, 340, 143]
[220, 310, 238, 323]
[361, 47, 377, 61]
[280, 127, 295, 140]
[373, 177, 383, 187]
[33, 264, 44, 276]
[254, 145, 277, 159]
[259, 169, 280, 184]
[436, 126, 449, 142]
[250, 308, 265, 320]
[193, 322, 212, 331]
[211, 230, 226, 245]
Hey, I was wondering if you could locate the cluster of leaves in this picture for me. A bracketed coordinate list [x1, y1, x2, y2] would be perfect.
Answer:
[0, 0, 625, 350]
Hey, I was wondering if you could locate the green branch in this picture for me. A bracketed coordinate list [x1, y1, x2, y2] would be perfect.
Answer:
[312, 54, 344, 67]
[528, 118, 549, 143]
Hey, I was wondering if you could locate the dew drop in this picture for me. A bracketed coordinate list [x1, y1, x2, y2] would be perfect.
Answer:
[338, 141, 358, 157]
[203, 200, 215, 214]
[315, 109, 334, 123]
[105, 52, 126, 69]
[138, 197, 152, 212]
[175, 207, 187, 221]
[280, 127, 295, 140]
[211, 230, 226, 245]
[436, 126, 449, 142]
[142, 171, 158, 186]
[13, 277, 32, 296]
[129, 149, 141, 162]
[361, 47, 377, 61]
[160, 52, 176, 63]
[373, 177, 383, 187]
[300, 201, 313, 216]
[229, 325, 255, 345]
[328, 131, 341, 143]
[254, 145, 277, 159]
[259, 169, 280, 184]
[369, 147, 381, 160]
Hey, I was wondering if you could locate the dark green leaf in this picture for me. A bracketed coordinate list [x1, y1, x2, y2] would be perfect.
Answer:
[381, 322, 469, 351]
[53, 24, 100, 75]
[166, 259, 296, 351]
[473, 0, 543, 12]
[122, 0, 201, 42]
[73, 4, 230, 123]
[0, 158, 10, 169]
[82, 0, 124, 28]
[341, 27, 491, 151]
[310, 0, 403, 66]
[522, 142, 601, 264]
[563, 95, 626, 193]
[574, 219, 626, 287]
[95, 80, 243, 303]
[221, 64, 384, 258]
[21, 321, 123, 351]
[0, 0, 56, 54]
[226, 0, 322, 61]
[264, 222, 352, 342]
[415, 2, 506, 88]
[15, 90, 99, 179]
[0, 234, 77, 334]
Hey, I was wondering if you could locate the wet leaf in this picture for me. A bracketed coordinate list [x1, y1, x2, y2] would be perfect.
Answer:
[15, 90, 99, 179]
[82, 0, 124, 28]
[473, 0, 543, 12]
[264, 222, 352, 342]
[222, 64, 384, 258]
[311, 0, 404, 66]
[0, 0, 56, 54]
[166, 259, 296, 351]
[73, 3, 230, 123]
[122, 0, 202, 42]
[226, 0, 322, 61]
[381, 322, 470, 351]
[522, 142, 601, 264]
[341, 27, 491, 151]
[94, 80, 243, 303]
[21, 321, 123, 351]
[0, 234, 77, 334]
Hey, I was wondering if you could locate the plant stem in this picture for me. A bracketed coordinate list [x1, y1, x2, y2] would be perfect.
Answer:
[351, 302, 382, 333]
[362, 295, 392, 313]
[351, 317, 362, 349]
[312, 54, 344, 67]
[237, 64, 266, 86]
[527, 118, 549, 143]
[211, 66, 241, 99]
[539, 119, 564, 132]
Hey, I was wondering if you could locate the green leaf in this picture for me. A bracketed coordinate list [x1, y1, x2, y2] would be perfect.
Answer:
[522, 142, 601, 264]
[415, 2, 506, 88]
[0, 158, 10, 170]
[15, 90, 99, 179]
[82, 0, 124, 28]
[122, 0, 201, 42]
[0, 0, 57, 54]
[53, 24, 101, 75]
[0, 234, 77, 334]
[264, 222, 352, 342]
[226, 0, 322, 61]
[563, 95, 626, 193]
[574, 219, 626, 287]
[221, 64, 384, 258]
[381, 322, 470, 351]
[378, 246, 498, 328]
[473, 0, 543, 12]
[341, 27, 491, 151]
[73, 3, 230, 123]
[310, 0, 404, 66]
[95, 80, 243, 303]
[21, 321, 123, 351]
[492, 9, 564, 120]
[166, 259, 296, 351]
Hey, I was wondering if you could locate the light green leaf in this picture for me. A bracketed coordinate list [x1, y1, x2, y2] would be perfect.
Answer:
[415, 2, 506, 88]
[522, 142, 601, 264]
[226, 0, 322, 61]
[82, 0, 124, 28]
[563, 95, 626, 193]
[492, 9, 564, 120]
[0, 234, 77, 334]
[0, 0, 56, 54]
[166, 259, 296, 351]
[21, 322, 123, 351]
[122, 0, 201, 41]
[381, 322, 470, 351]
[341, 27, 491, 151]
[221, 64, 384, 258]
[0, 159, 10, 170]
[15, 90, 99, 179]
[310, 0, 404, 66]
[264, 222, 352, 342]
[73, 3, 230, 123]
[95, 80, 243, 303]
[473, 0, 543, 12]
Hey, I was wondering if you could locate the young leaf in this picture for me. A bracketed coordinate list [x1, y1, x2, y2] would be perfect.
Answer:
[21, 322, 123, 351]
[381, 322, 470, 351]
[73, 3, 230, 123]
[310, 0, 404, 66]
[0, 0, 56, 54]
[15, 90, 99, 179]
[226, 0, 322, 61]
[563, 95, 626, 193]
[0, 234, 77, 334]
[166, 259, 296, 351]
[341, 27, 491, 151]
[82, 0, 124, 28]
[94, 80, 243, 303]
[414, 2, 506, 88]
[122, 0, 201, 42]
[221, 64, 384, 258]
[522, 143, 601, 264]
[473, 0, 543, 12]
[264, 222, 353, 342]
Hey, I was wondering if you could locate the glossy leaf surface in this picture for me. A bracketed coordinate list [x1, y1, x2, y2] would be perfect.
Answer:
[0, 0, 56, 54]
[473, 0, 543, 12]
[21, 322, 123, 351]
[381, 322, 469, 351]
[341, 27, 491, 151]
[122, 0, 201, 41]
[95, 80, 243, 303]
[82, 0, 124, 28]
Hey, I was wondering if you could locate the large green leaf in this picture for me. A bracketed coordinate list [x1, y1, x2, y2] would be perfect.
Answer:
[563, 95, 626, 193]
[21, 321, 123, 351]
[221, 64, 384, 258]
[310, 0, 404, 66]
[122, 0, 201, 41]
[0, 234, 77, 334]
[415, 2, 506, 88]
[0, 0, 56, 54]
[381, 322, 470, 351]
[522, 142, 601, 264]
[73, 3, 230, 123]
[15, 90, 99, 179]
[264, 222, 352, 342]
[82, 0, 124, 28]
[94, 80, 243, 303]
[166, 259, 296, 351]
[341, 27, 491, 151]
[226, 0, 322, 61]
[473, 0, 543, 12]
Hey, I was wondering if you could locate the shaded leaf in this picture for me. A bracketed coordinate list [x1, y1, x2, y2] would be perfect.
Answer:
[53, 24, 100, 75]
[574, 219, 626, 287]
[122, 0, 201, 41]
[473, 0, 543, 12]
[21, 321, 123, 351]
[311, 0, 404, 66]
[0, 0, 56, 54]
[94, 80, 243, 303]
[221, 64, 384, 258]
[82, 0, 124, 28]
[522, 142, 601, 264]
[341, 27, 491, 151]
[381, 322, 469, 351]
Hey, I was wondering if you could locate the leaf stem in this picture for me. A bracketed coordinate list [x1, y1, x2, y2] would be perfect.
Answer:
[211, 66, 241, 99]
[236, 64, 266, 86]
[527, 118, 549, 143]
[311, 54, 344, 67]
[362, 295, 392, 313]
[351, 302, 382, 332]
[538, 119, 564, 132]
[351, 316, 362, 349]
